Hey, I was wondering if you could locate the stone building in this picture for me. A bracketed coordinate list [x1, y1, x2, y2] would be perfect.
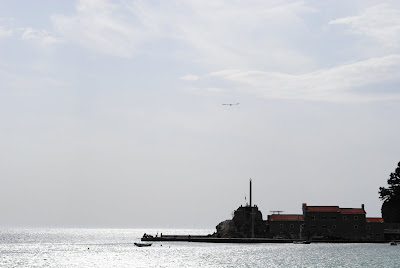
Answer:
[215, 179, 268, 238]
[300, 203, 384, 241]
[267, 214, 304, 239]
[266, 203, 384, 241]
[216, 204, 268, 238]
[366, 217, 384, 241]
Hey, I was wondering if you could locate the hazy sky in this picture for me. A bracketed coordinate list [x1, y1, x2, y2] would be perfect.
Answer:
[1, 0, 400, 229]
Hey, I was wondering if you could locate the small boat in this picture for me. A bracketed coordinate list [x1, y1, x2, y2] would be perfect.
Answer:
[134, 242, 152, 247]
[390, 241, 397, 246]
[293, 240, 311, 244]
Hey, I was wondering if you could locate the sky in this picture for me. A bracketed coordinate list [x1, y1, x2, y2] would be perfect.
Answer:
[1, 0, 400, 229]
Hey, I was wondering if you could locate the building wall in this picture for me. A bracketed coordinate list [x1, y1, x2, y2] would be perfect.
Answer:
[303, 211, 342, 239]
[269, 220, 303, 239]
[383, 223, 400, 241]
[340, 213, 367, 240]
[366, 221, 384, 241]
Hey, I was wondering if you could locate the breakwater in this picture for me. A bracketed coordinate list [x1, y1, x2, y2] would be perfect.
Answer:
[141, 235, 387, 244]
[142, 235, 293, 243]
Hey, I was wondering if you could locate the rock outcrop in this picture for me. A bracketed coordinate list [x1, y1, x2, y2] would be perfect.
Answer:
[216, 220, 236, 238]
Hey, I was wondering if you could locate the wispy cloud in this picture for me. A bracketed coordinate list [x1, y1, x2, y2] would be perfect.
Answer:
[163, 0, 316, 69]
[19, 27, 62, 45]
[0, 25, 12, 38]
[51, 0, 160, 58]
[189, 55, 400, 102]
[330, 4, 400, 48]
[4, 1, 400, 103]
[0, 22, 61, 45]
[50, 0, 315, 68]
[180, 74, 200, 81]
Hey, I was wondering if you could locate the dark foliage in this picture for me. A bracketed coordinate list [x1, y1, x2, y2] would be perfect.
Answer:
[379, 162, 400, 201]
[379, 162, 400, 223]
[381, 200, 400, 223]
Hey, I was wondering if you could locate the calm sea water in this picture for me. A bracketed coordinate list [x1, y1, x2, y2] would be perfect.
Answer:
[1, 228, 399, 267]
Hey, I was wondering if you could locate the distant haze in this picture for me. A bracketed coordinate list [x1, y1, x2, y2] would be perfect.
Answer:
[1, 0, 399, 228]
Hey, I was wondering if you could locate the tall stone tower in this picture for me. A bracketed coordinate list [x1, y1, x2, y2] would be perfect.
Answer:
[215, 179, 267, 238]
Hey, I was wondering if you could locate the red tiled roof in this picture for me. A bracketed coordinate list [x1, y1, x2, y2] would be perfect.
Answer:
[366, 217, 384, 222]
[306, 206, 340, 212]
[269, 214, 304, 221]
[340, 208, 365, 214]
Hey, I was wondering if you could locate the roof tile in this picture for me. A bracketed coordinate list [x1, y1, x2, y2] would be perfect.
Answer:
[340, 208, 365, 214]
[269, 214, 304, 221]
[306, 206, 340, 212]
[366, 217, 384, 222]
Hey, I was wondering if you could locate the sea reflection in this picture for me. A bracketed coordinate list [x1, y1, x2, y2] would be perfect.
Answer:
[0, 228, 399, 268]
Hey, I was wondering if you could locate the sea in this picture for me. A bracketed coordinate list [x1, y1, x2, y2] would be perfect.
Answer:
[1, 228, 399, 268]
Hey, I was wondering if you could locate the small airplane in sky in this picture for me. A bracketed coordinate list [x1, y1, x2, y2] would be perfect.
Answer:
[222, 103, 240, 106]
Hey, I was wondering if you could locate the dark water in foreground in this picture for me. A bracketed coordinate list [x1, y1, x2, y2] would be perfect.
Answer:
[0, 228, 399, 267]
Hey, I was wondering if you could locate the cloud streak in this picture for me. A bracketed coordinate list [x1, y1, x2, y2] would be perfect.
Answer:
[186, 55, 400, 102]
[51, 0, 160, 58]
[4, 1, 400, 103]
[0, 25, 12, 38]
[330, 4, 400, 48]
[180, 74, 200, 81]
[0, 22, 61, 45]
[19, 27, 62, 45]
[49, 0, 315, 67]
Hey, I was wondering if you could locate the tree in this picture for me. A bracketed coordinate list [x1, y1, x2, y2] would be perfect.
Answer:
[379, 162, 400, 201]
[379, 161, 400, 223]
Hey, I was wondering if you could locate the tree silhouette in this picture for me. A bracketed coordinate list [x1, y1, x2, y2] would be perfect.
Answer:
[379, 161, 400, 223]
[379, 162, 400, 201]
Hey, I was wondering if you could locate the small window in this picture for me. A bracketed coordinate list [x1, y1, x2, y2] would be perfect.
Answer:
[366, 225, 370, 229]
[369, 233, 373, 236]
[290, 224, 294, 228]
[280, 224, 284, 228]
[322, 225, 327, 228]
[312, 216, 316, 220]
[332, 216, 336, 220]
[354, 225, 358, 229]
[332, 225, 336, 229]
[322, 216, 327, 220]
[280, 232, 284, 236]
[343, 216, 347, 220]
[290, 232, 294, 235]
[354, 216, 358, 220]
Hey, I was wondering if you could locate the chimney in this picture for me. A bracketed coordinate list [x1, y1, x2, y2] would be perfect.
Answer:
[362, 204, 365, 211]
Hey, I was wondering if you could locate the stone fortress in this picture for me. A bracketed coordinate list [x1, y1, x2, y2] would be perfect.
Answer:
[215, 180, 399, 241]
